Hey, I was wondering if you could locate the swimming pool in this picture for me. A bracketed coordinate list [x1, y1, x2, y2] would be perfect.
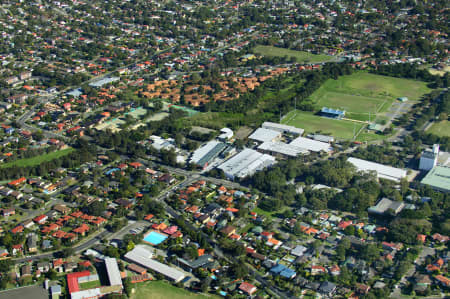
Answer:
[143, 231, 168, 245]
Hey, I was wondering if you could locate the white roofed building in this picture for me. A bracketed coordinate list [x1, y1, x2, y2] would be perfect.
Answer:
[124, 245, 185, 283]
[218, 148, 276, 180]
[290, 137, 333, 153]
[190, 141, 227, 169]
[248, 128, 281, 143]
[262, 122, 304, 135]
[348, 157, 407, 182]
[257, 141, 308, 158]
[104, 258, 123, 288]
[219, 128, 233, 140]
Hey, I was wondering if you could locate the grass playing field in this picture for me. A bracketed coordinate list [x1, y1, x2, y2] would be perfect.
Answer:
[0, 148, 74, 169]
[131, 281, 218, 299]
[253, 45, 333, 63]
[310, 72, 432, 122]
[282, 110, 364, 140]
[311, 72, 430, 120]
[427, 120, 450, 137]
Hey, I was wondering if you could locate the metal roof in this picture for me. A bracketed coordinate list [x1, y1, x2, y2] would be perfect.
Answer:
[347, 157, 407, 182]
[290, 137, 333, 153]
[258, 141, 308, 157]
[421, 166, 450, 192]
[248, 128, 281, 143]
[190, 141, 224, 165]
[218, 148, 276, 179]
[321, 107, 345, 115]
[124, 245, 185, 282]
[262, 122, 304, 135]
[105, 257, 122, 287]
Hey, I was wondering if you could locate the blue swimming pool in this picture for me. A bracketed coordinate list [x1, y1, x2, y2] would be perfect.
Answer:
[143, 231, 168, 245]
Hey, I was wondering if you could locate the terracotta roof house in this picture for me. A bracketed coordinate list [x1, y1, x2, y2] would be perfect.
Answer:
[239, 282, 257, 295]
[33, 214, 48, 224]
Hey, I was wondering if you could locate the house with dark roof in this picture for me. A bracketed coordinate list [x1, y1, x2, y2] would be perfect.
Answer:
[319, 281, 337, 297]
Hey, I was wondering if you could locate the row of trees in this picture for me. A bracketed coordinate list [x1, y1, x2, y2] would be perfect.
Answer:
[0, 139, 96, 180]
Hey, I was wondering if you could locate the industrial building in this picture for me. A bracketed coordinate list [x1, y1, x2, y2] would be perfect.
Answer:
[218, 148, 276, 180]
[368, 198, 405, 215]
[311, 134, 334, 143]
[347, 157, 407, 182]
[257, 141, 308, 158]
[290, 137, 333, 153]
[124, 245, 185, 283]
[419, 144, 439, 171]
[261, 122, 304, 136]
[421, 166, 450, 193]
[248, 128, 281, 143]
[190, 141, 228, 169]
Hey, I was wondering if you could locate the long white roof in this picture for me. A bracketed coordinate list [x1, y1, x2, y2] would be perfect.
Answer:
[258, 141, 308, 157]
[124, 245, 185, 282]
[290, 137, 332, 152]
[105, 257, 122, 287]
[348, 157, 407, 182]
[262, 122, 304, 135]
[190, 141, 220, 163]
[248, 128, 281, 142]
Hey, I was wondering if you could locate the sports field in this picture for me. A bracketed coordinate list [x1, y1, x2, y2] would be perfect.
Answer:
[0, 148, 74, 169]
[253, 45, 333, 63]
[282, 110, 364, 140]
[131, 281, 217, 299]
[427, 120, 450, 137]
[310, 72, 432, 121]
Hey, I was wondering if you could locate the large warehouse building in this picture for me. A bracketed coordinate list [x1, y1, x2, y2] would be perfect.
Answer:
[347, 157, 407, 182]
[218, 148, 276, 180]
[257, 141, 308, 158]
[248, 128, 281, 143]
[261, 122, 304, 136]
[290, 137, 333, 153]
[190, 141, 228, 169]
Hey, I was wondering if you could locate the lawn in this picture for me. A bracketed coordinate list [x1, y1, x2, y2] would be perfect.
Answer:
[0, 148, 74, 169]
[79, 279, 101, 290]
[427, 120, 450, 137]
[131, 281, 217, 299]
[253, 45, 333, 63]
[309, 72, 432, 122]
[282, 110, 364, 140]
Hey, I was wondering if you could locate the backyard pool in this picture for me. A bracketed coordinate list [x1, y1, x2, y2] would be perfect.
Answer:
[143, 231, 168, 245]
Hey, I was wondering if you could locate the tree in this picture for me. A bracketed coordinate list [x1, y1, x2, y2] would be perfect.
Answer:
[62, 247, 75, 258]
[230, 261, 248, 278]
[0, 260, 12, 273]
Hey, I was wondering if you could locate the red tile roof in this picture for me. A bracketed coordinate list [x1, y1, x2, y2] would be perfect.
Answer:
[67, 271, 91, 293]
[239, 282, 257, 295]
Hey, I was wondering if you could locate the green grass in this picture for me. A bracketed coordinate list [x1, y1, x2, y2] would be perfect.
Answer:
[282, 110, 364, 140]
[79, 279, 101, 290]
[427, 120, 450, 137]
[131, 281, 217, 299]
[253, 45, 333, 63]
[309, 72, 432, 122]
[0, 148, 74, 169]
